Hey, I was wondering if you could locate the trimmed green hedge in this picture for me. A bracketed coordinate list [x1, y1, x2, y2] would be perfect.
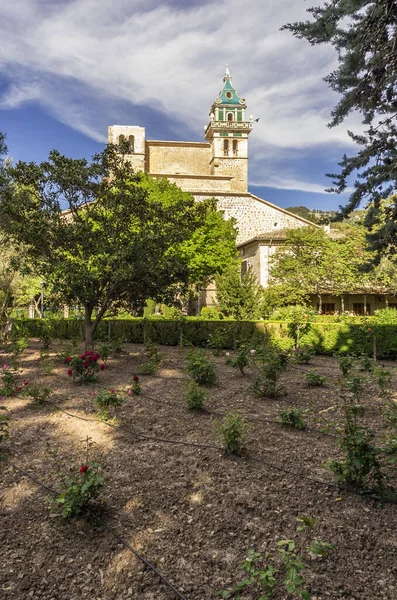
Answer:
[12, 318, 397, 358]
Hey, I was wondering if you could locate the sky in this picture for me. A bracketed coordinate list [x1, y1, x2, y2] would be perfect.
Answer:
[0, 0, 362, 211]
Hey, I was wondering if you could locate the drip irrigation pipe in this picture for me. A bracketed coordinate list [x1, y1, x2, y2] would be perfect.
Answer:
[3, 459, 190, 600]
[43, 400, 397, 504]
[137, 391, 337, 439]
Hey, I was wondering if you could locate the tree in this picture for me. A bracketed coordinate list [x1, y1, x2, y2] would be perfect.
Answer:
[215, 262, 264, 320]
[178, 207, 237, 286]
[283, 1, 397, 248]
[0, 145, 223, 347]
[269, 226, 370, 311]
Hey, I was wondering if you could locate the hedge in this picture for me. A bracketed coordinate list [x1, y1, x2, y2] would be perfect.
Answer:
[11, 318, 397, 358]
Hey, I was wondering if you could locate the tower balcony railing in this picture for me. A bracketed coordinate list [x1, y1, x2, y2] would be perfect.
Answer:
[211, 121, 253, 129]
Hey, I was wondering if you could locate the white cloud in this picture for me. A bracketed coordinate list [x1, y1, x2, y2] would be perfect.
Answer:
[0, 0, 362, 191]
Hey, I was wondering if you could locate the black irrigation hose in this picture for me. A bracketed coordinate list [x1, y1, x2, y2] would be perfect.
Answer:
[43, 400, 397, 505]
[137, 391, 337, 439]
[3, 459, 190, 600]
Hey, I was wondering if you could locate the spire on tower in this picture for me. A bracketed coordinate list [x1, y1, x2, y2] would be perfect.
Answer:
[224, 65, 231, 81]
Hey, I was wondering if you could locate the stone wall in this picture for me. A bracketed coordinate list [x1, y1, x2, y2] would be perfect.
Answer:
[146, 142, 211, 176]
[194, 192, 311, 245]
[150, 173, 232, 193]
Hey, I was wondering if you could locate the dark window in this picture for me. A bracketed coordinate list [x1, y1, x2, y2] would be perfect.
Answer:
[128, 135, 134, 152]
[227, 112, 234, 122]
[232, 140, 238, 155]
[353, 303, 371, 315]
[321, 303, 335, 315]
[241, 261, 248, 276]
[118, 134, 125, 144]
[223, 139, 229, 156]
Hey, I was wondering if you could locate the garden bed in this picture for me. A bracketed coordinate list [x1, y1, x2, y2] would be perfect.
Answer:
[1, 341, 397, 600]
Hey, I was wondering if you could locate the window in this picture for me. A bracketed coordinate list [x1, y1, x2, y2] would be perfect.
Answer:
[226, 91, 232, 99]
[227, 112, 234, 122]
[320, 303, 335, 315]
[232, 140, 238, 155]
[223, 139, 229, 156]
[128, 135, 134, 153]
[353, 303, 371, 315]
[241, 260, 247, 276]
[118, 134, 125, 144]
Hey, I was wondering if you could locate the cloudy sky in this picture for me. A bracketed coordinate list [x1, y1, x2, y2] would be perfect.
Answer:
[0, 0, 361, 210]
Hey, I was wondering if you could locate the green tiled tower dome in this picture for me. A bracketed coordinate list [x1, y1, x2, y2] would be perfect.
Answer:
[214, 66, 247, 108]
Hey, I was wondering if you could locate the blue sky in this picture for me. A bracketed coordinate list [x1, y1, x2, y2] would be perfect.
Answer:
[0, 0, 361, 211]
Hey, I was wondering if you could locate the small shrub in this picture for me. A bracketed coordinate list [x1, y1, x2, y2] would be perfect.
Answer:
[49, 437, 105, 518]
[294, 345, 315, 364]
[140, 344, 163, 374]
[337, 354, 355, 376]
[67, 351, 104, 383]
[305, 370, 326, 387]
[279, 407, 306, 430]
[359, 355, 374, 372]
[128, 375, 141, 395]
[226, 346, 249, 375]
[0, 365, 19, 396]
[23, 383, 51, 405]
[252, 375, 283, 399]
[373, 364, 392, 397]
[40, 352, 56, 375]
[185, 380, 206, 410]
[0, 406, 9, 443]
[140, 359, 159, 375]
[218, 414, 247, 454]
[98, 343, 111, 364]
[40, 325, 52, 350]
[342, 375, 364, 397]
[185, 349, 216, 386]
[215, 516, 333, 600]
[94, 389, 123, 419]
[326, 389, 394, 497]
[251, 350, 286, 399]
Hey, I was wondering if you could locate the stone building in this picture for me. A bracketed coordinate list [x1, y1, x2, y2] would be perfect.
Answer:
[109, 68, 388, 315]
[108, 67, 313, 249]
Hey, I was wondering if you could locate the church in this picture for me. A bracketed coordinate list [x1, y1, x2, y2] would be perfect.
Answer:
[108, 68, 313, 290]
[108, 69, 387, 315]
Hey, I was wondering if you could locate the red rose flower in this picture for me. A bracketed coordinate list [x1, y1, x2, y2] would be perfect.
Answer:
[16, 386, 22, 391]
[133, 375, 139, 382]
[99, 364, 105, 371]
[79, 355, 85, 360]
[80, 465, 89, 474]
[24, 381, 29, 386]
[65, 356, 72, 363]
[83, 361, 89, 368]
[67, 369, 73, 376]
[109, 389, 115, 394]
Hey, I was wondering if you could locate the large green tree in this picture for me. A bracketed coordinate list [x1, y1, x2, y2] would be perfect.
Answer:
[0, 144, 232, 347]
[284, 0, 397, 249]
[269, 226, 371, 311]
[215, 261, 264, 319]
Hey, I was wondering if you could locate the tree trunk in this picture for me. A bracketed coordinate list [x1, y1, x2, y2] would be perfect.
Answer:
[84, 309, 95, 350]
[341, 295, 345, 313]
[318, 294, 322, 315]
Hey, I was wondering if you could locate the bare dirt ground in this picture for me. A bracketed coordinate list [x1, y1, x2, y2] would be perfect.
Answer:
[1, 341, 397, 600]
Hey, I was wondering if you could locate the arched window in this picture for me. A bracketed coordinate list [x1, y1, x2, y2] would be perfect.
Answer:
[223, 139, 229, 156]
[128, 135, 135, 153]
[232, 140, 238, 156]
[118, 134, 125, 145]
[227, 112, 234, 122]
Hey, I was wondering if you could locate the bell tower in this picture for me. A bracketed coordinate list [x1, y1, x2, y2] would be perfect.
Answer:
[204, 67, 253, 193]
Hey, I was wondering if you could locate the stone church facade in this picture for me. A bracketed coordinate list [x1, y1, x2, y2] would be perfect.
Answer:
[108, 67, 313, 253]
